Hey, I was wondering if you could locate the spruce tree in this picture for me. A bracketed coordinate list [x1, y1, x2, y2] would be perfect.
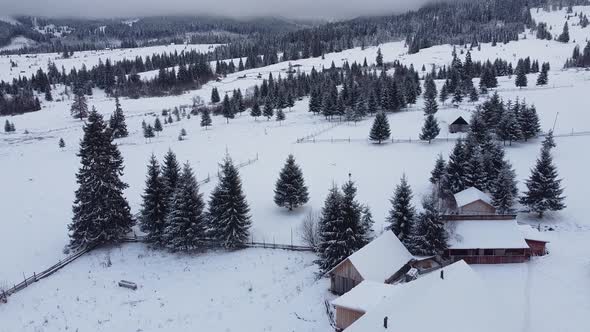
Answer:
[360, 205, 375, 245]
[208, 156, 251, 249]
[318, 185, 345, 272]
[200, 109, 212, 129]
[340, 179, 366, 250]
[250, 100, 262, 120]
[430, 154, 446, 185]
[536, 66, 548, 86]
[444, 139, 467, 194]
[452, 88, 463, 104]
[520, 105, 541, 141]
[222, 94, 234, 123]
[276, 109, 286, 123]
[211, 87, 220, 103]
[515, 65, 528, 88]
[463, 145, 486, 190]
[410, 193, 447, 256]
[386, 175, 416, 245]
[557, 22, 570, 43]
[143, 124, 155, 141]
[4, 120, 11, 132]
[498, 105, 522, 145]
[376, 47, 383, 67]
[263, 98, 274, 120]
[419, 114, 440, 143]
[161, 149, 181, 206]
[423, 96, 438, 115]
[274, 154, 309, 211]
[68, 109, 133, 249]
[59, 137, 66, 148]
[109, 96, 128, 138]
[520, 146, 566, 218]
[491, 163, 518, 214]
[153, 117, 163, 134]
[369, 112, 391, 144]
[70, 92, 88, 120]
[140, 154, 167, 245]
[542, 131, 556, 150]
[162, 163, 207, 251]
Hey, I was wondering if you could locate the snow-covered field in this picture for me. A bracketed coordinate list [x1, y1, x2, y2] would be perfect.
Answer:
[1, 6, 590, 332]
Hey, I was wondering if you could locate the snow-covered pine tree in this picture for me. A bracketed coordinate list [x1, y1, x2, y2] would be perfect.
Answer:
[340, 179, 366, 249]
[250, 100, 262, 120]
[208, 156, 251, 249]
[386, 175, 416, 245]
[557, 21, 570, 43]
[140, 154, 167, 245]
[274, 154, 309, 211]
[536, 66, 548, 86]
[444, 139, 467, 194]
[542, 131, 556, 150]
[162, 162, 207, 251]
[520, 146, 566, 218]
[317, 185, 348, 272]
[423, 95, 438, 115]
[360, 205, 375, 245]
[430, 154, 446, 185]
[143, 124, 155, 141]
[200, 109, 212, 129]
[161, 149, 181, 206]
[519, 105, 541, 141]
[463, 145, 486, 190]
[409, 193, 448, 256]
[276, 109, 286, 123]
[222, 94, 234, 123]
[263, 98, 274, 120]
[211, 87, 220, 103]
[68, 108, 133, 249]
[109, 96, 128, 138]
[58, 138, 65, 148]
[491, 162, 518, 214]
[498, 104, 522, 145]
[452, 87, 463, 104]
[153, 117, 163, 134]
[4, 120, 11, 132]
[419, 114, 440, 143]
[369, 112, 391, 144]
[376, 47, 383, 67]
[515, 65, 528, 88]
[70, 92, 88, 120]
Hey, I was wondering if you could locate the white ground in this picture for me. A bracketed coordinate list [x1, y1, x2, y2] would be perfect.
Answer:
[1, 6, 590, 332]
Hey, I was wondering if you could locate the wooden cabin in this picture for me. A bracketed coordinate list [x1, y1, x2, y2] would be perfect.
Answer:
[519, 224, 550, 257]
[332, 281, 396, 330]
[449, 116, 469, 133]
[445, 219, 530, 264]
[452, 187, 496, 215]
[327, 231, 415, 295]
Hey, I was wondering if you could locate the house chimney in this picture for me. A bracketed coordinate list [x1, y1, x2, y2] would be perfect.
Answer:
[440, 270, 444, 280]
[383, 316, 388, 329]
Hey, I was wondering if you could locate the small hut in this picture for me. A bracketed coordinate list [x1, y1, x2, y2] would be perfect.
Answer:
[449, 116, 469, 133]
[453, 187, 496, 215]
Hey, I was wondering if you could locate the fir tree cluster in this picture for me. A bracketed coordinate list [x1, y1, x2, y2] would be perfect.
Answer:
[4, 119, 16, 132]
[564, 41, 590, 68]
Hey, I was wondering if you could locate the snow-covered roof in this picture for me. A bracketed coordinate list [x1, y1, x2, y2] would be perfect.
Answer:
[345, 261, 514, 332]
[331, 281, 396, 312]
[447, 219, 530, 249]
[329, 231, 415, 282]
[454, 187, 492, 208]
[518, 224, 551, 243]
[451, 116, 469, 125]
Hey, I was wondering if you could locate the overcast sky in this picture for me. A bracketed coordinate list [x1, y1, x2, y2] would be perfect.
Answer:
[2, 0, 437, 20]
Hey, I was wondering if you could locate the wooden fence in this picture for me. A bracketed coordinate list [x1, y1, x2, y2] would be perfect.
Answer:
[197, 154, 259, 186]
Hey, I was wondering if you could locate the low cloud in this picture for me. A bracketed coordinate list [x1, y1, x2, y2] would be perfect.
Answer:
[2, 0, 437, 20]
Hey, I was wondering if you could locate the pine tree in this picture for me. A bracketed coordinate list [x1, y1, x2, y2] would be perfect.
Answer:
[340, 179, 366, 250]
[498, 105, 522, 145]
[45, 89, 53, 102]
[376, 47, 383, 67]
[520, 106, 541, 141]
[536, 66, 548, 86]
[386, 175, 416, 245]
[520, 146, 566, 218]
[211, 87, 220, 103]
[452, 87, 463, 104]
[161, 149, 181, 206]
[439, 83, 449, 104]
[463, 145, 486, 190]
[410, 193, 447, 256]
[222, 94, 234, 123]
[70, 92, 88, 120]
[263, 98, 274, 120]
[276, 109, 286, 123]
[430, 154, 446, 185]
[423, 96, 438, 115]
[250, 100, 262, 120]
[68, 109, 133, 249]
[491, 162, 518, 214]
[445, 139, 467, 194]
[162, 163, 207, 251]
[419, 114, 440, 143]
[515, 65, 528, 88]
[143, 124, 155, 141]
[4, 120, 11, 132]
[153, 117, 163, 134]
[542, 131, 556, 150]
[286, 92, 295, 111]
[317, 184, 346, 272]
[274, 154, 309, 211]
[360, 205, 375, 245]
[369, 112, 391, 144]
[109, 96, 128, 138]
[557, 22, 570, 43]
[200, 109, 212, 129]
[140, 154, 167, 245]
[208, 156, 251, 249]
[58, 137, 65, 148]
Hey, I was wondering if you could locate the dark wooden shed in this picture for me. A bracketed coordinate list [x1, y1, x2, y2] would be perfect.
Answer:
[449, 116, 469, 133]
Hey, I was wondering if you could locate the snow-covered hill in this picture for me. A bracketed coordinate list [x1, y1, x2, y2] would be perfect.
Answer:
[1, 6, 590, 332]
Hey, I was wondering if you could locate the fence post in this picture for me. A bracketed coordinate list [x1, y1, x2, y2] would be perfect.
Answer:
[33, 272, 36, 282]
[23, 273, 27, 287]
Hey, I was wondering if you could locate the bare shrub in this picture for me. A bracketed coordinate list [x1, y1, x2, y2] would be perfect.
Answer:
[298, 210, 321, 251]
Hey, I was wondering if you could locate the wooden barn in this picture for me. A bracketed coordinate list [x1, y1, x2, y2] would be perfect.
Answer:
[445, 219, 531, 264]
[327, 231, 415, 295]
[449, 116, 469, 133]
[452, 187, 497, 215]
[341, 261, 506, 332]
[519, 224, 550, 256]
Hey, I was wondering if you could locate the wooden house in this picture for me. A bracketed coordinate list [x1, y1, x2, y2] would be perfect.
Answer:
[327, 231, 415, 295]
[341, 261, 507, 332]
[452, 187, 496, 215]
[449, 116, 469, 133]
[519, 224, 550, 256]
[445, 219, 530, 264]
[332, 281, 396, 330]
